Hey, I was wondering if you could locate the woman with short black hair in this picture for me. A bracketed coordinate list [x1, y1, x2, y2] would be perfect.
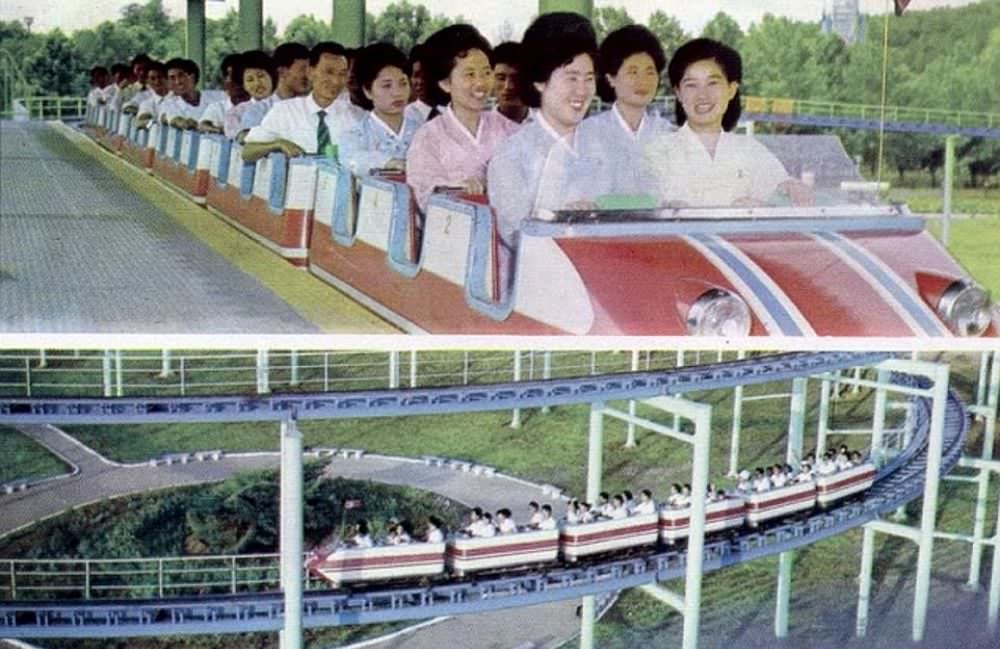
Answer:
[487, 12, 599, 248]
[340, 42, 423, 174]
[644, 38, 813, 207]
[406, 25, 519, 210]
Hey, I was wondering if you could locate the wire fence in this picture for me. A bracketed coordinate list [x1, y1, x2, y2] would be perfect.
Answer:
[0, 553, 334, 601]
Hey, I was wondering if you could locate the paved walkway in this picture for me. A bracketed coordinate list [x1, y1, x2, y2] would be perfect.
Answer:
[0, 426, 580, 649]
[0, 122, 393, 335]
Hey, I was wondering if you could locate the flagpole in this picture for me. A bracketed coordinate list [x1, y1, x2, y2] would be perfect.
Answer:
[875, 0, 892, 197]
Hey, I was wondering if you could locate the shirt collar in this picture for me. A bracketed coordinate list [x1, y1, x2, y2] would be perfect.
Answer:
[612, 103, 645, 139]
[535, 112, 579, 153]
[444, 104, 484, 144]
[369, 111, 403, 139]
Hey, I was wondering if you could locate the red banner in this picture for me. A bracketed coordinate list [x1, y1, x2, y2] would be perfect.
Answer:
[895, 0, 912, 16]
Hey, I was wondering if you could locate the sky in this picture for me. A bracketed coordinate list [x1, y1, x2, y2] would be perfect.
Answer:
[0, 0, 984, 43]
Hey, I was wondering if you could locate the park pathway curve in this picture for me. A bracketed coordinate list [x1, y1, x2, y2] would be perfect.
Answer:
[1, 426, 581, 649]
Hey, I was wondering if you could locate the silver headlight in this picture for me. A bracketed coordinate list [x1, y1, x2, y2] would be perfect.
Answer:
[937, 280, 992, 337]
[686, 289, 752, 337]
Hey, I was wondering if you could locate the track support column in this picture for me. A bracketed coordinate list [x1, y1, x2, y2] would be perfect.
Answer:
[511, 351, 522, 429]
[332, 0, 366, 48]
[159, 350, 172, 377]
[774, 551, 793, 637]
[816, 375, 832, 456]
[681, 402, 712, 649]
[855, 524, 877, 637]
[539, 0, 593, 17]
[186, 1, 206, 85]
[786, 377, 806, 467]
[773, 376, 806, 638]
[290, 351, 300, 387]
[625, 350, 639, 447]
[968, 351, 999, 589]
[942, 134, 956, 246]
[911, 362, 950, 642]
[579, 400, 605, 649]
[388, 351, 399, 388]
[239, 0, 263, 51]
[870, 368, 890, 466]
[542, 351, 552, 413]
[280, 417, 304, 649]
[727, 350, 747, 476]
[257, 349, 270, 394]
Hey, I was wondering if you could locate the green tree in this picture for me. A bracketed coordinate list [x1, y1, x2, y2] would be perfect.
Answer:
[741, 15, 847, 100]
[283, 15, 336, 48]
[593, 6, 634, 43]
[647, 10, 688, 59]
[26, 30, 85, 96]
[366, 0, 462, 53]
[701, 11, 743, 50]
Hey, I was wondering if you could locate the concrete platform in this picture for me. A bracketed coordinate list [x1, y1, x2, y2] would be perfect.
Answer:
[0, 122, 394, 336]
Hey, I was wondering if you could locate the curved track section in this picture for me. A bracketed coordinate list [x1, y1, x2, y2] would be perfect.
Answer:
[0, 352, 968, 638]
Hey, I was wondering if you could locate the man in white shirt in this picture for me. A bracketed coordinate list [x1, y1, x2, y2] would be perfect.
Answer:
[135, 61, 170, 129]
[199, 53, 247, 133]
[404, 43, 432, 122]
[243, 41, 364, 162]
[536, 505, 557, 530]
[160, 58, 215, 130]
[86, 66, 110, 107]
[273, 42, 311, 100]
[632, 489, 656, 515]
[495, 508, 518, 534]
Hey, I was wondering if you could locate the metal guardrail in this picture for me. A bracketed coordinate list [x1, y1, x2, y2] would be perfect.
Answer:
[741, 96, 997, 130]
[0, 351, 891, 424]
[0, 359, 966, 637]
[0, 350, 690, 399]
[2, 96, 85, 121]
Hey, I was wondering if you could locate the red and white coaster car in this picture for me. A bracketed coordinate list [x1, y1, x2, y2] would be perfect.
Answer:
[560, 513, 659, 562]
[307, 541, 445, 587]
[446, 528, 560, 577]
[658, 496, 747, 543]
[745, 481, 817, 527]
[814, 462, 876, 507]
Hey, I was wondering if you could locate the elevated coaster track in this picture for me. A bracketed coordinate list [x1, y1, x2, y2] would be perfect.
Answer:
[740, 96, 1000, 139]
[0, 351, 970, 640]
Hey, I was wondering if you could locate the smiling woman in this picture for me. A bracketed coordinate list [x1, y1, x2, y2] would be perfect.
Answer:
[641, 38, 814, 208]
[405, 24, 519, 209]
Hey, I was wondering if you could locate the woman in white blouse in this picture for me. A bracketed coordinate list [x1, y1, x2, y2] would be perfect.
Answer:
[644, 38, 813, 208]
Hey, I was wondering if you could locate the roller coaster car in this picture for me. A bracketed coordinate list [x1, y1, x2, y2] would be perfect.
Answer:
[109, 122, 996, 337]
[659, 497, 747, 544]
[305, 463, 877, 588]
[560, 512, 660, 562]
[301, 136, 997, 337]
[814, 463, 877, 508]
[306, 541, 446, 587]
[745, 481, 818, 528]
[446, 528, 560, 577]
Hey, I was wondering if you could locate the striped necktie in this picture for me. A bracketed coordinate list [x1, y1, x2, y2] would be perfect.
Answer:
[316, 110, 334, 158]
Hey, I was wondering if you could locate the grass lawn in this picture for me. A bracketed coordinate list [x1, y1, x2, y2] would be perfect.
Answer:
[926, 215, 1000, 296]
[0, 426, 70, 483]
[888, 186, 1000, 217]
[60, 352, 985, 499]
[61, 380, 886, 498]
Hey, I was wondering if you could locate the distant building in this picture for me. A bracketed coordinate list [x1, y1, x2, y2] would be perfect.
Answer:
[821, 0, 865, 44]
